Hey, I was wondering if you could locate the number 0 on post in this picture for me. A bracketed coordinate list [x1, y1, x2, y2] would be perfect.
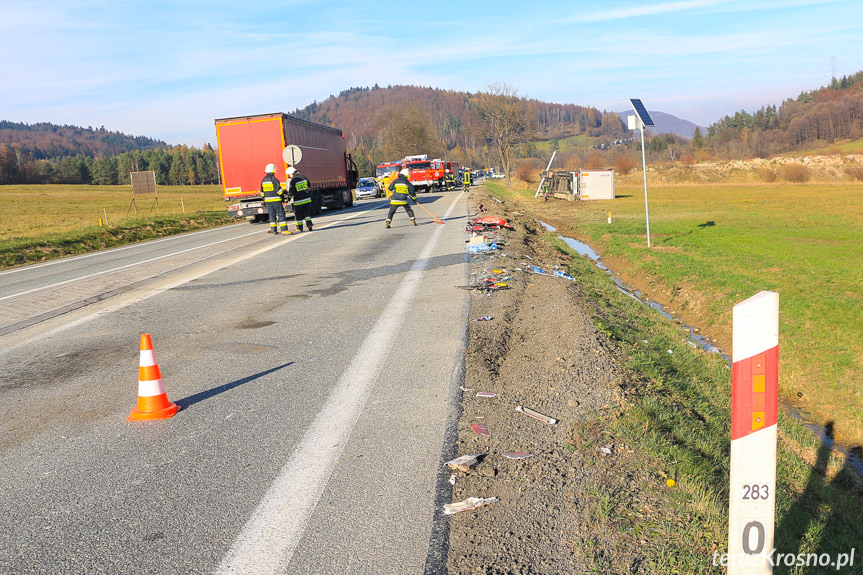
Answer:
[728, 291, 779, 574]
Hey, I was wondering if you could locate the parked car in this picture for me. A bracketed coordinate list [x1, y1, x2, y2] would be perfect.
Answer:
[354, 177, 379, 199]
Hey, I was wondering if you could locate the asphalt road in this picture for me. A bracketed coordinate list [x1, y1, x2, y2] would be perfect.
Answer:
[0, 193, 470, 575]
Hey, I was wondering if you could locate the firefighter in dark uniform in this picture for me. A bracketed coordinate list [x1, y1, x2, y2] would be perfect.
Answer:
[286, 166, 314, 232]
[445, 168, 456, 191]
[385, 169, 418, 228]
[462, 168, 472, 191]
[261, 163, 288, 234]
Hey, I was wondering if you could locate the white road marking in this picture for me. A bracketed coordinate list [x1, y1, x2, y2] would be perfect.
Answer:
[0, 206, 377, 356]
[215, 193, 463, 575]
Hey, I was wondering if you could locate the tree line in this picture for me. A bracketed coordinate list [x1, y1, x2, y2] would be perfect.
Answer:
[0, 144, 220, 186]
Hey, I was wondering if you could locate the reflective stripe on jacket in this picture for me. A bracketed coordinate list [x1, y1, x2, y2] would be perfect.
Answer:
[261, 174, 284, 202]
[387, 175, 417, 205]
[288, 175, 312, 205]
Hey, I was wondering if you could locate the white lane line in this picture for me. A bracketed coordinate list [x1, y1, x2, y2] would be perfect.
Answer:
[215, 193, 463, 575]
[0, 206, 379, 356]
[0, 230, 264, 302]
[0, 224, 246, 277]
[0, 204, 379, 302]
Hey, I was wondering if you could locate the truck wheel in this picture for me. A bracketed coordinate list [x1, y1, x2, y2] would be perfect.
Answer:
[344, 188, 354, 207]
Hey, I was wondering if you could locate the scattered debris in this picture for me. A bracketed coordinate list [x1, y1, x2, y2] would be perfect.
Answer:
[552, 270, 575, 281]
[515, 405, 558, 425]
[502, 452, 535, 460]
[444, 496, 500, 515]
[477, 315, 494, 321]
[471, 423, 492, 436]
[600, 447, 613, 455]
[450, 474, 457, 485]
[476, 391, 497, 398]
[445, 454, 483, 472]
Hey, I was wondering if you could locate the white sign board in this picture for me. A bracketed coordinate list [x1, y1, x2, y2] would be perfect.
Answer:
[282, 145, 303, 166]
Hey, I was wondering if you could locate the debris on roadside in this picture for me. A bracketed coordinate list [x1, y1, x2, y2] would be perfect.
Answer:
[445, 454, 483, 472]
[477, 315, 494, 321]
[476, 392, 497, 398]
[515, 405, 558, 425]
[502, 452, 535, 460]
[444, 496, 500, 515]
[471, 423, 492, 436]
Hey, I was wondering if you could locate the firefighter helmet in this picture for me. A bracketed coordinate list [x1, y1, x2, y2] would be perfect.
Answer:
[265, 163, 276, 174]
[399, 168, 410, 177]
[286, 166, 297, 176]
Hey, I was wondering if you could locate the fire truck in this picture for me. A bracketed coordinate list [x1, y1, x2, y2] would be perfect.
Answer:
[375, 160, 401, 195]
[215, 113, 358, 222]
[400, 155, 435, 193]
[430, 159, 459, 191]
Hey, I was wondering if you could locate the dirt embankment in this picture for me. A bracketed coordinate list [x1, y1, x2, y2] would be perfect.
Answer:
[445, 187, 681, 574]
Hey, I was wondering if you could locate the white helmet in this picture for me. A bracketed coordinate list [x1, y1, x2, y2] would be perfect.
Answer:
[399, 168, 410, 177]
[265, 163, 276, 174]
[286, 166, 297, 176]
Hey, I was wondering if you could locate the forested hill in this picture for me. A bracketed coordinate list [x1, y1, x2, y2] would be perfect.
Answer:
[291, 85, 628, 147]
[0, 121, 168, 160]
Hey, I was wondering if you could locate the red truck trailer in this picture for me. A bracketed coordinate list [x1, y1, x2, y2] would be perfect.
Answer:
[215, 113, 358, 222]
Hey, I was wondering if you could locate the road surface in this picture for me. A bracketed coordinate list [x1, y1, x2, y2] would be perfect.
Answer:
[0, 193, 469, 574]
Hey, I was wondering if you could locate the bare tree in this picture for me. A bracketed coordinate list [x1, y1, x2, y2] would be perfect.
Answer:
[473, 82, 533, 188]
[378, 104, 444, 160]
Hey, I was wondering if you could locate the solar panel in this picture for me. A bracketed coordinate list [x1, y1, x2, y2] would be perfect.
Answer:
[630, 98, 655, 127]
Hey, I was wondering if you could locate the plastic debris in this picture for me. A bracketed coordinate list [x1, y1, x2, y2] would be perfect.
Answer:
[552, 270, 575, 281]
[449, 474, 457, 486]
[444, 496, 500, 515]
[515, 405, 558, 425]
[477, 315, 494, 321]
[502, 452, 535, 460]
[445, 454, 482, 472]
[476, 391, 497, 398]
[471, 423, 491, 436]
[526, 265, 547, 275]
[467, 242, 498, 253]
[600, 447, 613, 455]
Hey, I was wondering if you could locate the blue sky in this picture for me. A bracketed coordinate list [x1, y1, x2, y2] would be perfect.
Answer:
[1, 0, 861, 147]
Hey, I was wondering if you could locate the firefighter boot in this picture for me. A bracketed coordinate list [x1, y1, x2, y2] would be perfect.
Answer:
[411, 218, 417, 226]
[385, 221, 391, 229]
[307, 221, 313, 231]
[296, 224, 303, 232]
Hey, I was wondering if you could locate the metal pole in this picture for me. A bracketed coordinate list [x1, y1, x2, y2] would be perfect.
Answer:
[535, 151, 557, 198]
[640, 125, 651, 248]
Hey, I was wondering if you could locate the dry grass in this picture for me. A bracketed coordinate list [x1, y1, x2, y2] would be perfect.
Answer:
[0, 184, 225, 241]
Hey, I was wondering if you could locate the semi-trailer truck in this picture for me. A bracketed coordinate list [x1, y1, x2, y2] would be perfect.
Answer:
[215, 113, 358, 222]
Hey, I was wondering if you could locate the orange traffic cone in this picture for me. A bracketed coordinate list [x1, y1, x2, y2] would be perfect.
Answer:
[128, 333, 179, 421]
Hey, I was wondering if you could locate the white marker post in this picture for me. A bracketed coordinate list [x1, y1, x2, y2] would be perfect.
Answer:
[728, 291, 779, 574]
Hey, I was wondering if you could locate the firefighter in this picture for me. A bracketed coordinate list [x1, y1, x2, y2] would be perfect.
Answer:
[286, 166, 314, 232]
[385, 168, 418, 228]
[462, 168, 472, 191]
[261, 163, 288, 234]
[445, 169, 455, 191]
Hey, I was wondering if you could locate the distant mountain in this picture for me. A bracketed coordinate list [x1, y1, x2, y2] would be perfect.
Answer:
[618, 110, 703, 139]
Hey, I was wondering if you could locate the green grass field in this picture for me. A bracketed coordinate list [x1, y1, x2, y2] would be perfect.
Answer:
[485, 178, 863, 572]
[566, 182, 863, 449]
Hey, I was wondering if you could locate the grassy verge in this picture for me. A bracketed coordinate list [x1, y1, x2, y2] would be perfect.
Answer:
[0, 184, 233, 269]
[0, 211, 234, 269]
[485, 180, 863, 573]
[489, 179, 863, 448]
